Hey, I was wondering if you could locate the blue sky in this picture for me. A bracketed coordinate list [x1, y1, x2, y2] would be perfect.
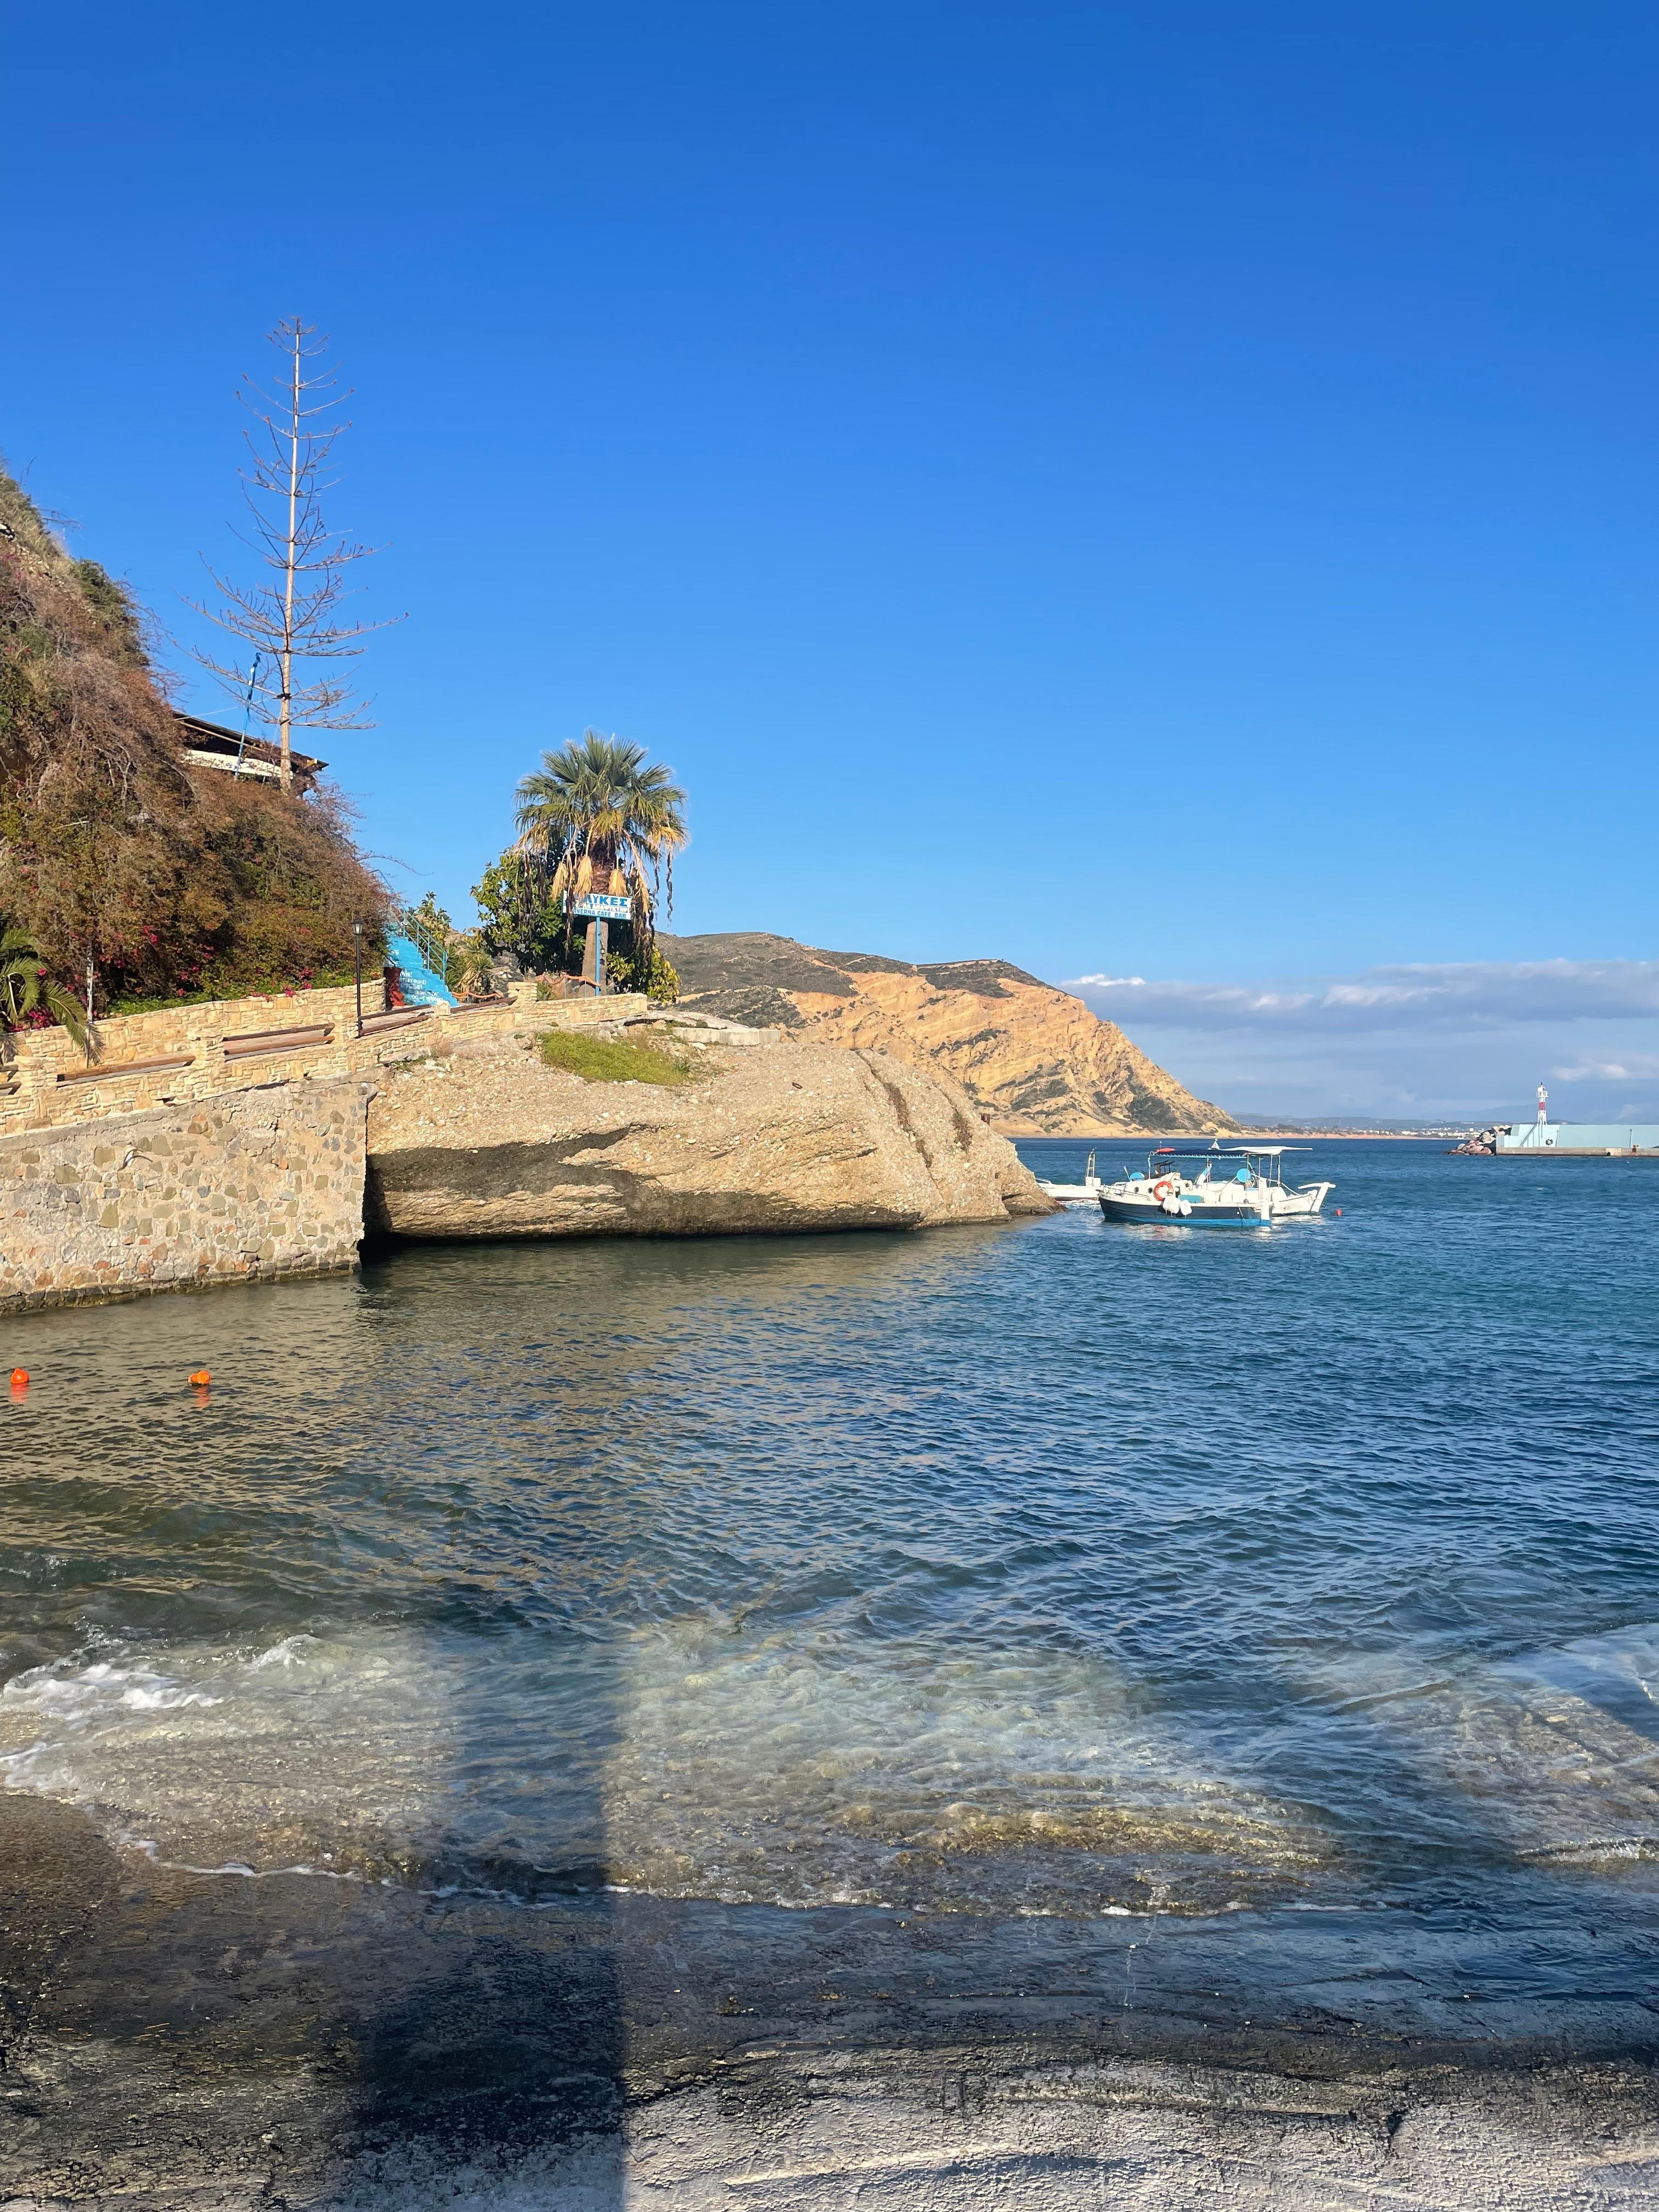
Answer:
[8, 2, 1658, 1118]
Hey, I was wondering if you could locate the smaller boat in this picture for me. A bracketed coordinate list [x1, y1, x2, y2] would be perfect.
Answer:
[1036, 1149, 1105, 1206]
[1096, 1146, 1334, 1229]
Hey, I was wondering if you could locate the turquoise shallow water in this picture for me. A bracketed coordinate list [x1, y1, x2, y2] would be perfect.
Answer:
[2, 1139, 1657, 2005]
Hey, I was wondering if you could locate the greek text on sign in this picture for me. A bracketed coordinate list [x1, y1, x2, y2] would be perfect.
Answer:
[572, 894, 632, 919]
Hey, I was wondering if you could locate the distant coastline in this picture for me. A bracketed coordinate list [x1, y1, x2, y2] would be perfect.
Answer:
[1018, 1127, 1470, 1143]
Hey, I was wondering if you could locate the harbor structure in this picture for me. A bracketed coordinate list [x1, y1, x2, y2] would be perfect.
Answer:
[1452, 1085, 1659, 1155]
[1492, 1119, 1659, 1155]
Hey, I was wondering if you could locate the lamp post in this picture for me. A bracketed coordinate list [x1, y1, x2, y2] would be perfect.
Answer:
[353, 920, 364, 1036]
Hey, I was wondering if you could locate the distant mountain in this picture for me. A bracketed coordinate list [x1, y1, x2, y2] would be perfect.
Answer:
[658, 933, 1233, 1137]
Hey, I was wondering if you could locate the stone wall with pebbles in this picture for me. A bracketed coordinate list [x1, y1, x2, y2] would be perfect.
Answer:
[0, 1077, 372, 1314]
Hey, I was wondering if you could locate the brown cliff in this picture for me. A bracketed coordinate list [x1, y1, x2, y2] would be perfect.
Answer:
[658, 934, 1233, 1137]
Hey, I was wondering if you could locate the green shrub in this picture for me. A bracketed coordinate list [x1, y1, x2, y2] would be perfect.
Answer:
[471, 853, 570, 973]
[603, 944, 679, 1001]
[538, 1030, 697, 1085]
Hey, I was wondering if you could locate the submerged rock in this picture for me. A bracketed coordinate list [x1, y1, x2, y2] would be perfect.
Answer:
[364, 1020, 1054, 1241]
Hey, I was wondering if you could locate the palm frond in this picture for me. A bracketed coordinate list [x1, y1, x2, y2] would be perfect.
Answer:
[0, 923, 88, 1046]
[510, 730, 688, 943]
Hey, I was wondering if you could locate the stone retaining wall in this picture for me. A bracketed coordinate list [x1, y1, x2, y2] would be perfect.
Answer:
[0, 987, 654, 1316]
[0, 984, 648, 1134]
[0, 1078, 373, 1314]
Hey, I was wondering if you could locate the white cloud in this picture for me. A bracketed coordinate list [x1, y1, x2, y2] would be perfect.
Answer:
[1058, 959, 1659, 1121]
[1554, 1060, 1634, 1083]
[1064, 959, 1659, 1036]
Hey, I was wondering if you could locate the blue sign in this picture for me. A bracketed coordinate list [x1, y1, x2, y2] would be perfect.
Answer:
[572, 894, 631, 920]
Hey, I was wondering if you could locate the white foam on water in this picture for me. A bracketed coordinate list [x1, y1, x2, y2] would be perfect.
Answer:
[0, 1627, 463, 1883]
[0, 1618, 1325, 1915]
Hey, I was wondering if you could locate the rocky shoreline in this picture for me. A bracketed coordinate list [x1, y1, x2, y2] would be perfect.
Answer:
[1, 1005, 1054, 1317]
[2, 1787, 1654, 2210]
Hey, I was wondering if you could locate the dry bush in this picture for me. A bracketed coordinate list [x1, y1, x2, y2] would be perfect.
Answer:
[0, 466, 390, 1008]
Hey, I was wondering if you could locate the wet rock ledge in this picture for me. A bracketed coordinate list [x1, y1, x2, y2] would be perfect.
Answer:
[365, 1010, 1054, 1240]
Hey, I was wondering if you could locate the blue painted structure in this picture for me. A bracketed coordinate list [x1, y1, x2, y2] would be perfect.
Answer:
[386, 929, 459, 1009]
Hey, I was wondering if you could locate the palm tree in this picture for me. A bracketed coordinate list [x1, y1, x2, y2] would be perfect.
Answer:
[1, 924, 88, 1048]
[514, 731, 687, 975]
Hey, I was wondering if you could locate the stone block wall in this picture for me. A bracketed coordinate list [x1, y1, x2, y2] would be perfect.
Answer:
[0, 984, 649, 1136]
[0, 1077, 373, 1314]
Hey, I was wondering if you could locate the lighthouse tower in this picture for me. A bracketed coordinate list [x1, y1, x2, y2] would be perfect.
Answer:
[1536, 1082, 1549, 1124]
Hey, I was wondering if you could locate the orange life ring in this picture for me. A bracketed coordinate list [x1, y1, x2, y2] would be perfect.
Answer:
[1151, 1177, 1177, 1199]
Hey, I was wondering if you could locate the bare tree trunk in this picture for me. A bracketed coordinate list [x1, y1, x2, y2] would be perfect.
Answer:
[279, 323, 301, 791]
[188, 318, 398, 786]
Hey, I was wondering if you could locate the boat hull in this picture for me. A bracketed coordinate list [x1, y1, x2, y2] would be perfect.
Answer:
[1097, 1195, 1270, 1228]
[1272, 1184, 1334, 1217]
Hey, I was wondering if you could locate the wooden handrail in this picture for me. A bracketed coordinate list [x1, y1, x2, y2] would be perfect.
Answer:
[223, 1024, 334, 1058]
[57, 1053, 195, 1086]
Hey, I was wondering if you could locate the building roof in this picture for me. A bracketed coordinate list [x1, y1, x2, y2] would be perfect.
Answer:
[173, 710, 328, 786]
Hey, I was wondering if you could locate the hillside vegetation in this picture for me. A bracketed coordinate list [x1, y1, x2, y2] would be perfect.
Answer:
[660, 932, 1233, 1136]
[0, 469, 386, 1011]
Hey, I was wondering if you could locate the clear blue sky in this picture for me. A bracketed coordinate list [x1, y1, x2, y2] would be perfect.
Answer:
[8, 3, 1658, 1114]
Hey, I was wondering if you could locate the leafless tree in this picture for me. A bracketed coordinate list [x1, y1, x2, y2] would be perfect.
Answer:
[188, 317, 400, 788]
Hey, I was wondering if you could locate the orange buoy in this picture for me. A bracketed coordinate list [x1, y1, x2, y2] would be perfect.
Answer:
[188, 1368, 211, 1387]
[9, 1368, 26, 1391]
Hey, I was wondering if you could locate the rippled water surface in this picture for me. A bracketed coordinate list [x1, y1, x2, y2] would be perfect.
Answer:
[4, 1141, 1658, 1982]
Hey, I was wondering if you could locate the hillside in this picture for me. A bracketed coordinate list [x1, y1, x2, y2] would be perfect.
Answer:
[658, 933, 1233, 1136]
[0, 467, 386, 1009]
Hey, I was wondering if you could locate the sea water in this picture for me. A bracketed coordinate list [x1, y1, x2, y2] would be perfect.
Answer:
[2, 1140, 1657, 1997]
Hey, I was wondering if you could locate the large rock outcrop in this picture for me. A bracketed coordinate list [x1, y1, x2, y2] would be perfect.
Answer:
[658, 933, 1232, 1138]
[364, 1019, 1053, 1240]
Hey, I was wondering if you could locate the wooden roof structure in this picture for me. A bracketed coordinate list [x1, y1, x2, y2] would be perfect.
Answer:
[173, 711, 328, 791]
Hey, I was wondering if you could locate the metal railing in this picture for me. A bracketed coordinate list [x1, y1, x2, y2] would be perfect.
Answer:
[390, 903, 454, 983]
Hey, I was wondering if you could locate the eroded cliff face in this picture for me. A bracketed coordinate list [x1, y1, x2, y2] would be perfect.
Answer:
[365, 1020, 1053, 1240]
[659, 934, 1232, 1138]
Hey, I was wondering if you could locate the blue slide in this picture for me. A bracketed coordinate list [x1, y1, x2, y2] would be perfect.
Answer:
[385, 929, 459, 1009]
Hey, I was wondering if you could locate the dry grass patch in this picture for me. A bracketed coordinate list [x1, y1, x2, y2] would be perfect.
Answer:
[538, 1030, 697, 1085]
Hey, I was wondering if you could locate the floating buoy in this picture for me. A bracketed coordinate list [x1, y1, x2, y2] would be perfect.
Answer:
[8, 1368, 26, 1395]
[1334, 1208, 1342, 1217]
[188, 1368, 211, 1387]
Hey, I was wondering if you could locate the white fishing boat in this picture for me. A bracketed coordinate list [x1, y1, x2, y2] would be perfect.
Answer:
[1096, 1145, 1334, 1228]
[1036, 1149, 1105, 1205]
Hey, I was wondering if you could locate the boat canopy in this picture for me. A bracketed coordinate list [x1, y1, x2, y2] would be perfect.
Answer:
[1149, 1144, 1309, 1158]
